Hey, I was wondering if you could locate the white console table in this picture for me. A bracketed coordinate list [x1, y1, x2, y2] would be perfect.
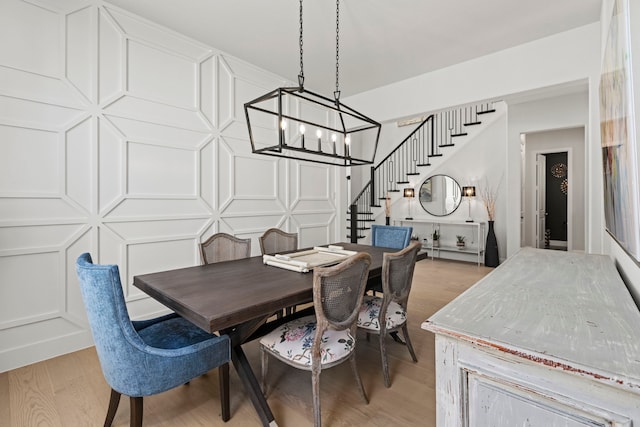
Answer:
[422, 247, 640, 426]
[395, 219, 485, 265]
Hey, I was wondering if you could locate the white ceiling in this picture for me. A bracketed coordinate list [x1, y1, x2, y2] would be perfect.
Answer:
[104, 0, 602, 97]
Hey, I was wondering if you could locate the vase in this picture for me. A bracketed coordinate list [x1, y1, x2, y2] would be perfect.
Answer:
[485, 220, 499, 267]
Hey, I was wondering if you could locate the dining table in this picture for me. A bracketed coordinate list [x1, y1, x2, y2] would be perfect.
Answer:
[133, 242, 391, 427]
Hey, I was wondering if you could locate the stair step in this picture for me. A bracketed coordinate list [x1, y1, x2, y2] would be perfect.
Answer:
[346, 102, 495, 241]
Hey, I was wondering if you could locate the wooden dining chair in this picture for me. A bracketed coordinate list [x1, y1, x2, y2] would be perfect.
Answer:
[357, 240, 421, 387]
[259, 228, 299, 317]
[368, 224, 413, 296]
[200, 232, 251, 264]
[259, 252, 372, 427]
[259, 227, 298, 255]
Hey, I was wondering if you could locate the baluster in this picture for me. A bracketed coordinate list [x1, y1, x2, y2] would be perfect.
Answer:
[400, 146, 406, 182]
[412, 136, 418, 173]
[379, 167, 383, 201]
[448, 111, 454, 146]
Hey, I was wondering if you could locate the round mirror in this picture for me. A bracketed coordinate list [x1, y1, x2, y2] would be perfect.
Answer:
[419, 174, 462, 216]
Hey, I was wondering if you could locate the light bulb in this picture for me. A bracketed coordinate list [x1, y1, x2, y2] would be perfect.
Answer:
[344, 135, 351, 158]
[299, 124, 306, 134]
[316, 129, 322, 138]
[280, 119, 287, 130]
[331, 134, 337, 142]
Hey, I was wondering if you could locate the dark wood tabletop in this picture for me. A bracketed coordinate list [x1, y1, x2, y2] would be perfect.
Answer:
[133, 242, 389, 334]
[133, 242, 394, 427]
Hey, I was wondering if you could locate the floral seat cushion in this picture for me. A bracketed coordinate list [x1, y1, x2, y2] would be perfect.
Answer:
[357, 295, 407, 331]
[259, 315, 355, 368]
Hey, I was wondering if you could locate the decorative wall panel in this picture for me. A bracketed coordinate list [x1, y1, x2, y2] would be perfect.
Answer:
[0, 252, 60, 324]
[0, 0, 341, 372]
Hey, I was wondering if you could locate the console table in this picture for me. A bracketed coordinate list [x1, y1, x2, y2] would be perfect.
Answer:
[395, 219, 485, 265]
[422, 247, 640, 426]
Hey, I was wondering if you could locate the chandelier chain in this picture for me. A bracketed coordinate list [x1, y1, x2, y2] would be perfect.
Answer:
[243, 0, 381, 167]
[334, 0, 340, 100]
[298, 0, 304, 87]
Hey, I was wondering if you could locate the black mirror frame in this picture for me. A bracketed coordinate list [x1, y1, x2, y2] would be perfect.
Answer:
[418, 174, 463, 216]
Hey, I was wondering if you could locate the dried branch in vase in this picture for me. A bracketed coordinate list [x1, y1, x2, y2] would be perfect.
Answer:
[481, 178, 501, 221]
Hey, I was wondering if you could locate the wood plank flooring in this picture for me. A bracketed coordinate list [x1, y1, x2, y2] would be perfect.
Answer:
[2, 258, 492, 427]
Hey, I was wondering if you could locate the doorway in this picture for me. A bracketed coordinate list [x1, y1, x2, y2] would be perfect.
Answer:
[537, 152, 568, 250]
[521, 127, 585, 252]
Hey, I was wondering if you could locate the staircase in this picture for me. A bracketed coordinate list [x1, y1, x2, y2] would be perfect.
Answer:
[348, 102, 496, 242]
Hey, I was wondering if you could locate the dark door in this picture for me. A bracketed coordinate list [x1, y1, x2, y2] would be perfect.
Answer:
[544, 152, 568, 249]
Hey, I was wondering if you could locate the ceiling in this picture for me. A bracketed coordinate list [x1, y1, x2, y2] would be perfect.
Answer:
[104, 0, 602, 98]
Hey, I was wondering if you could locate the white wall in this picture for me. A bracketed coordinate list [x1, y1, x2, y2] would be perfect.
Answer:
[401, 108, 509, 259]
[0, 0, 343, 372]
[346, 23, 603, 260]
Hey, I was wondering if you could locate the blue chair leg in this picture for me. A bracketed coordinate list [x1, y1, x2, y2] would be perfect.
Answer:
[104, 388, 120, 427]
[130, 396, 143, 427]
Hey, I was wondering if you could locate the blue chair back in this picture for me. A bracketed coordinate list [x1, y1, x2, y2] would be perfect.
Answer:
[370, 224, 413, 249]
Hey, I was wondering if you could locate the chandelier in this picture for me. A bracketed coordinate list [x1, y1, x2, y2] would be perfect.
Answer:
[244, 0, 381, 167]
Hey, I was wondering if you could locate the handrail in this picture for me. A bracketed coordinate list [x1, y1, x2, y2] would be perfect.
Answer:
[348, 102, 495, 242]
[373, 115, 433, 172]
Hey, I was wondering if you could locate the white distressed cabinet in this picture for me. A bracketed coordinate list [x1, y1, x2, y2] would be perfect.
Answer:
[422, 247, 640, 426]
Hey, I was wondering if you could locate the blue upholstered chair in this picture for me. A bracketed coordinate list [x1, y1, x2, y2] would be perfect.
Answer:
[357, 241, 421, 387]
[76, 253, 231, 427]
[369, 224, 413, 296]
[370, 224, 413, 249]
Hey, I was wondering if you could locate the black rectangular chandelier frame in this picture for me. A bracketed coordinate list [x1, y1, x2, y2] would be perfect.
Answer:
[244, 86, 382, 167]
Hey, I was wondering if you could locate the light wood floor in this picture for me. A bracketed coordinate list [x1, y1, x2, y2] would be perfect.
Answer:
[0, 258, 492, 427]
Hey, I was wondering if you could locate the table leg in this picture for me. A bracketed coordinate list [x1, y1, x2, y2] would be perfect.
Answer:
[231, 344, 279, 427]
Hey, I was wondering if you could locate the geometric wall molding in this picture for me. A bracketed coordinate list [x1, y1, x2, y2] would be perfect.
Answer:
[0, 0, 342, 372]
